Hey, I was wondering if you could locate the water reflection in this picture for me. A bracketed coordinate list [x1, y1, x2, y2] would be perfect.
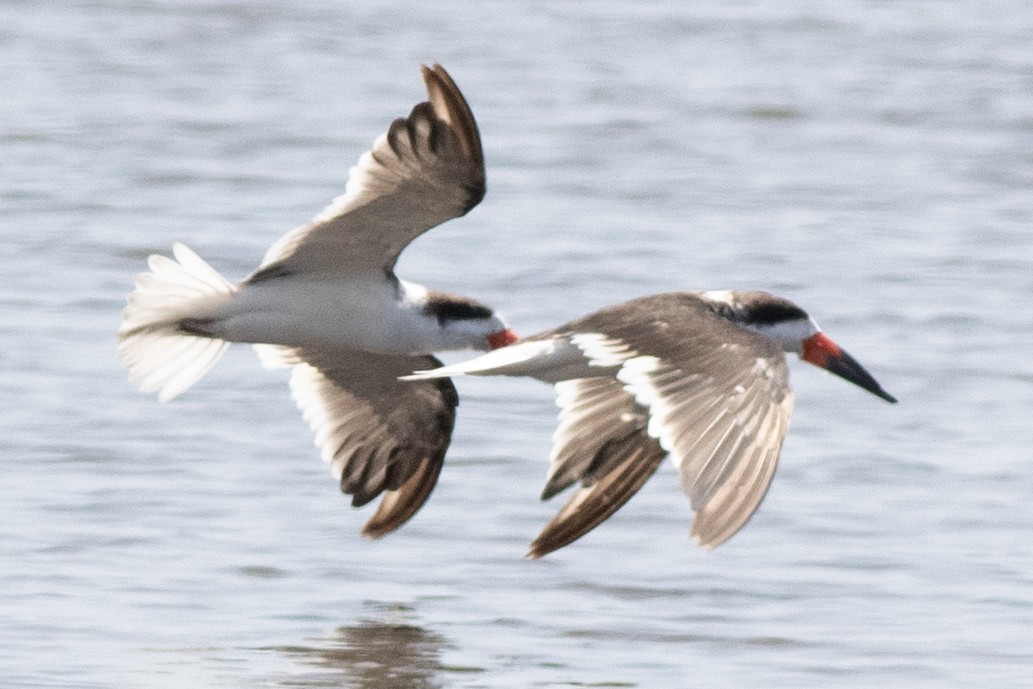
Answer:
[277, 612, 453, 689]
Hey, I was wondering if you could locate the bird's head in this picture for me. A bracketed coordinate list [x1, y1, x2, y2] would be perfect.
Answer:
[700, 290, 897, 403]
[420, 290, 518, 352]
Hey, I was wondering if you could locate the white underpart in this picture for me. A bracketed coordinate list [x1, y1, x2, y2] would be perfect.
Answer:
[204, 273, 416, 353]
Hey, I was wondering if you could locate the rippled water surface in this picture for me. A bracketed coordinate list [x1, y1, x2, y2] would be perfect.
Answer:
[3, 1, 1033, 687]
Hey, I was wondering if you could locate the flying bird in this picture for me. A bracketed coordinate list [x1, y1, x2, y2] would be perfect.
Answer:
[118, 64, 517, 538]
[406, 290, 895, 557]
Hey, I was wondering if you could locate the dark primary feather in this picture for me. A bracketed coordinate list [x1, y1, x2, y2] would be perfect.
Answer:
[286, 348, 458, 537]
[528, 435, 667, 559]
[253, 64, 486, 278]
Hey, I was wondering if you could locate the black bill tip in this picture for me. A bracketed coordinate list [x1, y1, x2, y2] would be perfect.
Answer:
[802, 333, 897, 404]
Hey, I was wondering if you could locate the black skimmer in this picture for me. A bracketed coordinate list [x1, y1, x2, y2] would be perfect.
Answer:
[406, 290, 896, 557]
[118, 65, 518, 538]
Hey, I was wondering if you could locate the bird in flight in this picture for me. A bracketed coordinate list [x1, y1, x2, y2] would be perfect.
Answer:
[407, 290, 896, 557]
[118, 65, 517, 538]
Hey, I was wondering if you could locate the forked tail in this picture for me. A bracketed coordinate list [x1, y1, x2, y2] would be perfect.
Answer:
[117, 242, 236, 401]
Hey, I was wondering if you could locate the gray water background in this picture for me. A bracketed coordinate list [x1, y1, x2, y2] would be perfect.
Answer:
[3, 1, 1033, 687]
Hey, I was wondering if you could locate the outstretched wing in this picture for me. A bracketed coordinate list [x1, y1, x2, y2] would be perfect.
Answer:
[531, 293, 795, 552]
[403, 293, 797, 553]
[277, 346, 459, 537]
[253, 64, 485, 279]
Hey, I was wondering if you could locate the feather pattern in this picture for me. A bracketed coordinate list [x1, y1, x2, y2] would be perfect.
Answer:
[255, 65, 485, 278]
[287, 347, 458, 535]
[401, 289, 892, 555]
[548, 294, 794, 550]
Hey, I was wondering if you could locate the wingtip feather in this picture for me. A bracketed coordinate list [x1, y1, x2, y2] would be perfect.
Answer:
[360, 454, 444, 539]
[528, 441, 666, 558]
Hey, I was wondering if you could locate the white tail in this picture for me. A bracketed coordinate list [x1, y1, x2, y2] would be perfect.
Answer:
[118, 242, 236, 402]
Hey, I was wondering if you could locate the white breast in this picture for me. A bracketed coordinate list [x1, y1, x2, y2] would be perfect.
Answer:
[197, 275, 441, 355]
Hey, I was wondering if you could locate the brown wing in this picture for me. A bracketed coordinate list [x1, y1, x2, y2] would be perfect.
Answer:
[254, 64, 485, 278]
[285, 347, 458, 537]
[615, 352, 793, 548]
[552, 292, 795, 549]
[527, 377, 667, 558]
